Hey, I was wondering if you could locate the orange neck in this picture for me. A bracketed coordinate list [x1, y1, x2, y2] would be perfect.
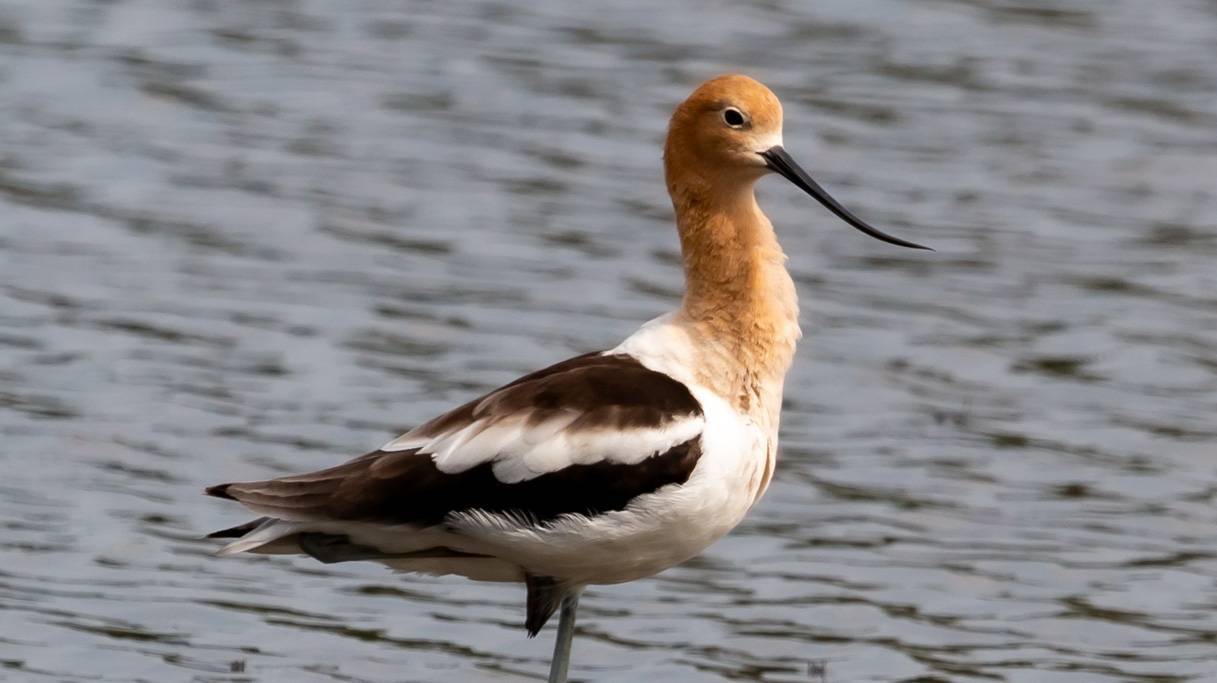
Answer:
[667, 168, 801, 420]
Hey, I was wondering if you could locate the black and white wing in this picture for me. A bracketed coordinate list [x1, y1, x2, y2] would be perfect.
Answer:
[206, 352, 705, 529]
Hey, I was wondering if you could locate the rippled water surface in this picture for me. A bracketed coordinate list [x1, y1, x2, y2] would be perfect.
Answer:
[3, 1, 1217, 681]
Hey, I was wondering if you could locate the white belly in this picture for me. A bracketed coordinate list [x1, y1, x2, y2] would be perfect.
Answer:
[443, 386, 768, 585]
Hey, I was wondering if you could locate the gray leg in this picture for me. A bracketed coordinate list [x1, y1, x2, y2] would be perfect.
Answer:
[547, 593, 580, 683]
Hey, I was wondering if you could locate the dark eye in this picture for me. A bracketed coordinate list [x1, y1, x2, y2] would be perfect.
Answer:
[722, 107, 746, 128]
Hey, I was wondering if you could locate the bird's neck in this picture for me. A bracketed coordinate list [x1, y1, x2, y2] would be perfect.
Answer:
[669, 177, 801, 424]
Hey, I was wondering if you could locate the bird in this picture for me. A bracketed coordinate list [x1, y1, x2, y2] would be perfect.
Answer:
[205, 73, 929, 682]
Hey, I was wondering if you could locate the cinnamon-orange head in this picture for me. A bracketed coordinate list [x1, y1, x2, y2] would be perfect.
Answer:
[664, 74, 931, 250]
[664, 74, 785, 185]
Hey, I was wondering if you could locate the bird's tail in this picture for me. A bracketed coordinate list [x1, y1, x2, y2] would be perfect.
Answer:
[205, 516, 305, 555]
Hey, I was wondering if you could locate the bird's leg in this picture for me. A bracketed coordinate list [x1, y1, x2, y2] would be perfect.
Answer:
[547, 592, 580, 683]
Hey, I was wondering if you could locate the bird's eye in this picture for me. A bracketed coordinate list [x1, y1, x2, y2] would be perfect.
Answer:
[722, 107, 746, 128]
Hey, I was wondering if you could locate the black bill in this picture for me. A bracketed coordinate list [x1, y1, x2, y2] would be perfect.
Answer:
[760, 146, 932, 250]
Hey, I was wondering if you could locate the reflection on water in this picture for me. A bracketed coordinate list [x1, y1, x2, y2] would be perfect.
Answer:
[2, 0, 1216, 680]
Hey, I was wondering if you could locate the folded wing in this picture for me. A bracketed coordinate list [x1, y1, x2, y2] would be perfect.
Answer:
[207, 352, 705, 529]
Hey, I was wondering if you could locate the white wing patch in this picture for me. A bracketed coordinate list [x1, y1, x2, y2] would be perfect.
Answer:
[381, 412, 704, 484]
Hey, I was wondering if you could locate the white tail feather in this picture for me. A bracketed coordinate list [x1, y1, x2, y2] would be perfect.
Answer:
[216, 519, 303, 556]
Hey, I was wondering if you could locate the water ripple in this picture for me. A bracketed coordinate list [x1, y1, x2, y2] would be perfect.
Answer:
[1, 0, 1216, 680]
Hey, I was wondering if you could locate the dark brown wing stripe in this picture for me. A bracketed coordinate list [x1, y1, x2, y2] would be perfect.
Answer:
[407, 352, 701, 439]
[208, 439, 700, 527]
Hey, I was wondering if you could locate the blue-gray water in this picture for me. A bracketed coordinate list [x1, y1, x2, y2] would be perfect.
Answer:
[2, 1, 1216, 681]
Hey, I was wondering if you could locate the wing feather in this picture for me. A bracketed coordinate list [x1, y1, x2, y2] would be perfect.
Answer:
[207, 352, 705, 529]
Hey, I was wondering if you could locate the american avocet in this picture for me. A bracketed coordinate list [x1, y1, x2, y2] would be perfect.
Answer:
[206, 74, 928, 682]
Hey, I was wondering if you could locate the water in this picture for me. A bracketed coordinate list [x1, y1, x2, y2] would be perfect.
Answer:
[2, 1, 1216, 680]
